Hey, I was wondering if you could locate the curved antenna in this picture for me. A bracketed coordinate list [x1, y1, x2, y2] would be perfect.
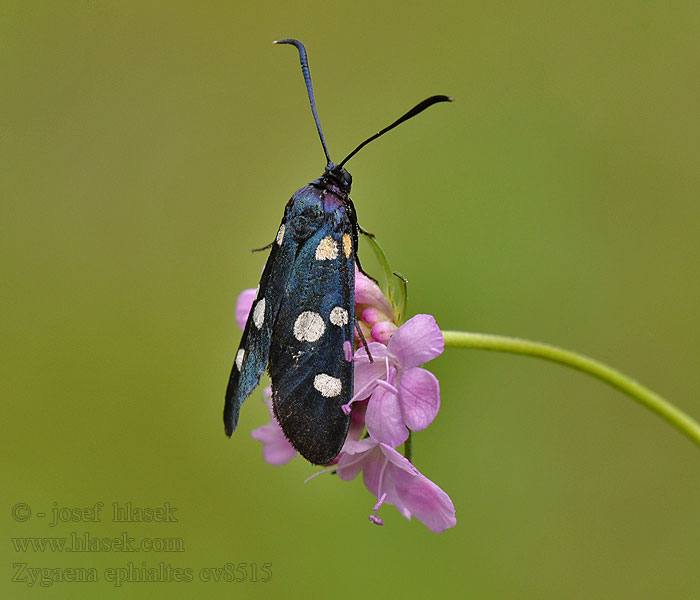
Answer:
[338, 95, 453, 169]
[274, 39, 332, 165]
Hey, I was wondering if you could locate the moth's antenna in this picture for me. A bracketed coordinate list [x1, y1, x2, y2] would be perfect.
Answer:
[338, 95, 453, 169]
[274, 38, 332, 166]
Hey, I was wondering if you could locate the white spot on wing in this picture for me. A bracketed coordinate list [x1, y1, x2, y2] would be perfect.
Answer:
[293, 311, 325, 342]
[276, 224, 285, 245]
[253, 298, 265, 329]
[313, 373, 342, 398]
[330, 306, 349, 327]
[235, 349, 245, 370]
[315, 236, 338, 260]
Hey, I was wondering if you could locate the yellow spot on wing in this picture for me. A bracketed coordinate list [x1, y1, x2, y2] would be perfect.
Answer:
[342, 233, 352, 258]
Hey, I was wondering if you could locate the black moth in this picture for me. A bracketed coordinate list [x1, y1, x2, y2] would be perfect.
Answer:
[224, 39, 451, 464]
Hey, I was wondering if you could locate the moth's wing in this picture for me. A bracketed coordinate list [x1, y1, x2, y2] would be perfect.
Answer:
[224, 221, 296, 436]
[269, 224, 355, 465]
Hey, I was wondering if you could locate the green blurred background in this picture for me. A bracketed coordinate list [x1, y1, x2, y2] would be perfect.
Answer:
[3, 1, 699, 598]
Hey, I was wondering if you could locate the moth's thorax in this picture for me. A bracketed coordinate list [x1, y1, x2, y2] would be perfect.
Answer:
[285, 165, 354, 241]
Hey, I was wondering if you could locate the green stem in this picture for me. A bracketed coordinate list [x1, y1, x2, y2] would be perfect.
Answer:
[403, 432, 413, 463]
[442, 330, 700, 450]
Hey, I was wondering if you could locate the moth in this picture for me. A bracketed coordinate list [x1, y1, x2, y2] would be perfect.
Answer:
[224, 38, 451, 464]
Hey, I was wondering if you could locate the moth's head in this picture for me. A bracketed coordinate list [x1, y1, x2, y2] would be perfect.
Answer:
[324, 162, 352, 194]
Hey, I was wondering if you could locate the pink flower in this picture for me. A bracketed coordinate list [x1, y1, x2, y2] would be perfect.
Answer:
[346, 314, 444, 447]
[250, 388, 297, 466]
[235, 287, 257, 330]
[355, 270, 398, 344]
[237, 273, 455, 533]
[336, 438, 456, 533]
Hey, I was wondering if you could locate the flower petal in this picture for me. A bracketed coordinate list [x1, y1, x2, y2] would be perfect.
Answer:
[371, 321, 398, 344]
[358, 444, 384, 497]
[250, 418, 297, 466]
[347, 418, 365, 441]
[387, 314, 445, 369]
[361, 307, 386, 327]
[365, 384, 409, 447]
[235, 288, 257, 330]
[349, 399, 368, 426]
[341, 437, 377, 456]
[397, 367, 440, 432]
[336, 438, 378, 481]
[379, 444, 456, 533]
[355, 269, 395, 321]
[353, 343, 389, 397]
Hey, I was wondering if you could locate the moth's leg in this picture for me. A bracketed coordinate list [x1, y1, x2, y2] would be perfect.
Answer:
[358, 225, 375, 238]
[347, 197, 377, 282]
[251, 241, 274, 253]
[355, 319, 374, 363]
[354, 253, 379, 284]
